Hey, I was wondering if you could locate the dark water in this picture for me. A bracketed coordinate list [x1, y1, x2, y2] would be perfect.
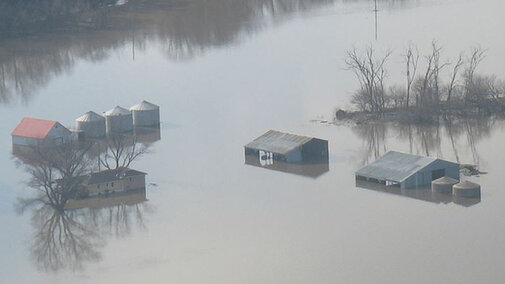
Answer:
[2, 0, 505, 283]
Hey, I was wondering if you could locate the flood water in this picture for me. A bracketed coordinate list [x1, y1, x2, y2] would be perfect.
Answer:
[2, 0, 505, 283]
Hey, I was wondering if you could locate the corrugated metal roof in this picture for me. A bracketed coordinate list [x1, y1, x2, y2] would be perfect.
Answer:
[11, 117, 59, 139]
[104, 106, 131, 116]
[130, 100, 159, 111]
[356, 151, 441, 183]
[245, 130, 314, 155]
[76, 111, 105, 122]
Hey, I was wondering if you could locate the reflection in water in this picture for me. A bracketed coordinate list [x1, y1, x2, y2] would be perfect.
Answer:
[13, 130, 157, 271]
[356, 180, 481, 207]
[245, 154, 329, 178]
[353, 117, 496, 168]
[0, 0, 340, 104]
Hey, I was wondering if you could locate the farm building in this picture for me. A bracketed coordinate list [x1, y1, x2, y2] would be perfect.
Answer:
[355, 151, 459, 189]
[12, 117, 71, 147]
[245, 130, 328, 164]
[82, 167, 146, 197]
[104, 106, 133, 134]
[75, 111, 106, 138]
[130, 100, 160, 127]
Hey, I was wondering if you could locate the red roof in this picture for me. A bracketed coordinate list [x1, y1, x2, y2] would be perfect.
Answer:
[12, 117, 59, 139]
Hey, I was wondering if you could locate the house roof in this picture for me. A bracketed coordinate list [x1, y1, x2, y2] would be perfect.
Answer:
[76, 111, 105, 122]
[11, 117, 60, 139]
[245, 130, 315, 155]
[104, 106, 131, 116]
[87, 167, 146, 185]
[130, 100, 159, 111]
[356, 151, 457, 183]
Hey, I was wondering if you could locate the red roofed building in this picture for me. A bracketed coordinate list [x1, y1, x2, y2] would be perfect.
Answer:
[12, 117, 71, 147]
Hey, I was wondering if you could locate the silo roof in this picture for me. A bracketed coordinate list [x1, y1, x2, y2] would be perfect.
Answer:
[356, 151, 456, 183]
[454, 180, 480, 189]
[104, 106, 131, 116]
[76, 111, 105, 122]
[245, 130, 316, 155]
[130, 100, 159, 111]
[432, 176, 459, 185]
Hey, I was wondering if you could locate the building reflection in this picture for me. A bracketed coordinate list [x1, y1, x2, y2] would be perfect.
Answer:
[356, 180, 481, 207]
[245, 154, 329, 178]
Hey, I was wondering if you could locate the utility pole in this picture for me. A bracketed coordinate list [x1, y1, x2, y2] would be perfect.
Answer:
[374, 0, 378, 40]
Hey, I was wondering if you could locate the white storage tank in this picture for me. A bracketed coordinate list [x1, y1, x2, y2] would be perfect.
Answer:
[431, 176, 459, 194]
[453, 180, 481, 198]
[129, 100, 160, 127]
[75, 111, 106, 138]
[104, 106, 133, 134]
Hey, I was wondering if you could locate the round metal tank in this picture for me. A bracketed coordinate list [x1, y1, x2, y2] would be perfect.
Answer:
[75, 111, 106, 138]
[431, 176, 459, 194]
[129, 100, 160, 127]
[453, 180, 481, 198]
[104, 106, 133, 134]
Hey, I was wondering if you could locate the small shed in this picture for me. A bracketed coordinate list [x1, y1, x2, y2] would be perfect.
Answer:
[355, 151, 459, 189]
[244, 130, 328, 164]
[75, 111, 106, 138]
[104, 106, 133, 134]
[12, 117, 71, 147]
[129, 100, 160, 127]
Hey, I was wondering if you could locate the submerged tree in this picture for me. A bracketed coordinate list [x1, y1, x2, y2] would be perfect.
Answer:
[98, 134, 148, 170]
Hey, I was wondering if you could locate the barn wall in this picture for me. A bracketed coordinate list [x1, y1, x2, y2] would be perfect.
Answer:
[47, 123, 72, 143]
[301, 139, 329, 163]
[401, 160, 460, 189]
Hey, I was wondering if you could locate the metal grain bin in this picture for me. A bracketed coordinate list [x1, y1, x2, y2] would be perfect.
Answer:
[453, 180, 481, 198]
[104, 106, 133, 134]
[129, 100, 160, 127]
[431, 176, 459, 194]
[75, 111, 106, 138]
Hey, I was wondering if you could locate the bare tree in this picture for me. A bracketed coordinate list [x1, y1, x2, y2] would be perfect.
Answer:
[463, 47, 486, 103]
[345, 47, 391, 113]
[404, 44, 419, 107]
[99, 134, 148, 170]
[446, 54, 464, 103]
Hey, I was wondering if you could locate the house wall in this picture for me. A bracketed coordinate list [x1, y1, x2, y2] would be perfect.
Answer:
[401, 160, 460, 189]
[86, 174, 146, 196]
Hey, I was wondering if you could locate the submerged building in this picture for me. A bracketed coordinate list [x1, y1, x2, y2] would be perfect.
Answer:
[12, 117, 71, 147]
[244, 130, 329, 178]
[75, 111, 106, 138]
[82, 167, 147, 196]
[355, 151, 459, 189]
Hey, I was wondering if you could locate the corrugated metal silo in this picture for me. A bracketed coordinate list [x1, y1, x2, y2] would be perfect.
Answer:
[453, 180, 481, 198]
[75, 111, 106, 138]
[129, 100, 160, 127]
[104, 106, 133, 134]
[431, 176, 459, 194]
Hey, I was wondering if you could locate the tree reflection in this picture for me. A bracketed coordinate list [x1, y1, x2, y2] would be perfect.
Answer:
[0, 0, 390, 104]
[353, 116, 495, 167]
[14, 141, 151, 272]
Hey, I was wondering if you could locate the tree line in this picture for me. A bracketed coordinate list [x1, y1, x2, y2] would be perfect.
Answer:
[345, 41, 505, 121]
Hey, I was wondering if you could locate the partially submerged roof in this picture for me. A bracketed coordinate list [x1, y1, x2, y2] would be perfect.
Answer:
[12, 117, 62, 139]
[245, 130, 316, 155]
[130, 100, 159, 111]
[87, 167, 146, 185]
[104, 106, 131, 116]
[76, 111, 105, 122]
[356, 151, 456, 183]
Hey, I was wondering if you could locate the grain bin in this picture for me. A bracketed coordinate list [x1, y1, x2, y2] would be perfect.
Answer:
[129, 100, 160, 127]
[104, 106, 133, 134]
[75, 111, 106, 138]
[431, 176, 459, 194]
[453, 180, 481, 198]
